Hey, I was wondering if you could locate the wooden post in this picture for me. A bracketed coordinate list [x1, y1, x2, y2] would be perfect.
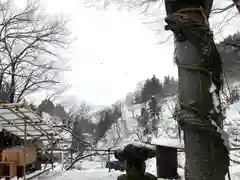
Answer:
[9, 163, 17, 178]
[23, 118, 27, 180]
[156, 145, 178, 179]
[51, 136, 54, 171]
[108, 148, 110, 172]
[0, 162, 17, 178]
[0, 131, 4, 176]
[70, 149, 73, 170]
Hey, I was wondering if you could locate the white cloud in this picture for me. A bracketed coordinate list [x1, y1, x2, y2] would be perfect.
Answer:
[39, 0, 176, 106]
[17, 0, 240, 106]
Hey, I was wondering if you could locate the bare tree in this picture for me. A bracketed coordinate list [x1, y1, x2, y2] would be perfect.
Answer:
[221, 83, 240, 112]
[69, 103, 92, 118]
[113, 100, 124, 120]
[68, 102, 92, 132]
[0, 83, 11, 102]
[128, 107, 135, 119]
[125, 92, 134, 106]
[110, 121, 122, 147]
[0, 0, 71, 103]
[113, 100, 129, 135]
[93, 105, 122, 147]
[168, 98, 182, 139]
[134, 124, 144, 141]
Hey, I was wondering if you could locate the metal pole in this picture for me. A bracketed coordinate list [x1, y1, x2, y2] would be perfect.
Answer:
[51, 135, 54, 171]
[23, 118, 27, 180]
[108, 148, 110, 172]
[70, 149, 73, 170]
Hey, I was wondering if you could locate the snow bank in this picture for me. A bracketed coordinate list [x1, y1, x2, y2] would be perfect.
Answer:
[151, 137, 184, 149]
[75, 160, 104, 170]
[225, 102, 240, 124]
[38, 169, 122, 180]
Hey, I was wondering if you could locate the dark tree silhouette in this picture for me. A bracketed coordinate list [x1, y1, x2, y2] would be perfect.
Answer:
[94, 105, 121, 143]
[219, 32, 240, 81]
[141, 75, 163, 102]
[162, 76, 178, 96]
[38, 99, 68, 124]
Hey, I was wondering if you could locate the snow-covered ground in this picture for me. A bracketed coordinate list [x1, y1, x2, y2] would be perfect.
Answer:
[30, 163, 240, 180]
[28, 159, 240, 180]
[33, 166, 240, 180]
[39, 169, 122, 180]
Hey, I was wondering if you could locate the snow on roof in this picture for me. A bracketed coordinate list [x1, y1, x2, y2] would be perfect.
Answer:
[151, 137, 184, 149]
[131, 141, 156, 150]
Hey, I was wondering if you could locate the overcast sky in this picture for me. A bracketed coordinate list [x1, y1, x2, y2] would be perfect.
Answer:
[21, 0, 239, 106]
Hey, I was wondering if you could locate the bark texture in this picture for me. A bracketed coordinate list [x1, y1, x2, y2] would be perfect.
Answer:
[164, 1, 229, 180]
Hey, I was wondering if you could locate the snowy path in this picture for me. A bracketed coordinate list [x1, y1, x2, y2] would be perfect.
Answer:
[36, 168, 240, 180]
[34, 161, 240, 180]
[230, 165, 240, 180]
[38, 169, 122, 180]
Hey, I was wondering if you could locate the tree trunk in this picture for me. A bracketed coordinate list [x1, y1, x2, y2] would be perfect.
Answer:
[164, 1, 229, 180]
[10, 62, 16, 103]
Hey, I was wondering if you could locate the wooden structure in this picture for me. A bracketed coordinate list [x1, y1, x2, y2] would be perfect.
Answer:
[0, 103, 62, 179]
[2, 145, 37, 165]
[0, 161, 17, 179]
[151, 138, 184, 179]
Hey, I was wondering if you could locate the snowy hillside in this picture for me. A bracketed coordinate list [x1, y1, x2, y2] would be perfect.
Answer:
[42, 112, 72, 141]
[90, 96, 240, 176]
[30, 97, 240, 180]
[224, 102, 240, 164]
[96, 96, 179, 150]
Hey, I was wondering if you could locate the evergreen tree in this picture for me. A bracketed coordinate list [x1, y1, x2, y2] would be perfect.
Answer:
[219, 32, 240, 80]
[163, 75, 178, 96]
[141, 75, 163, 102]
[38, 99, 68, 124]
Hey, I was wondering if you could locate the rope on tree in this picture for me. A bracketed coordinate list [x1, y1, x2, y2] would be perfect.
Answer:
[165, 6, 226, 143]
[165, 7, 223, 91]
